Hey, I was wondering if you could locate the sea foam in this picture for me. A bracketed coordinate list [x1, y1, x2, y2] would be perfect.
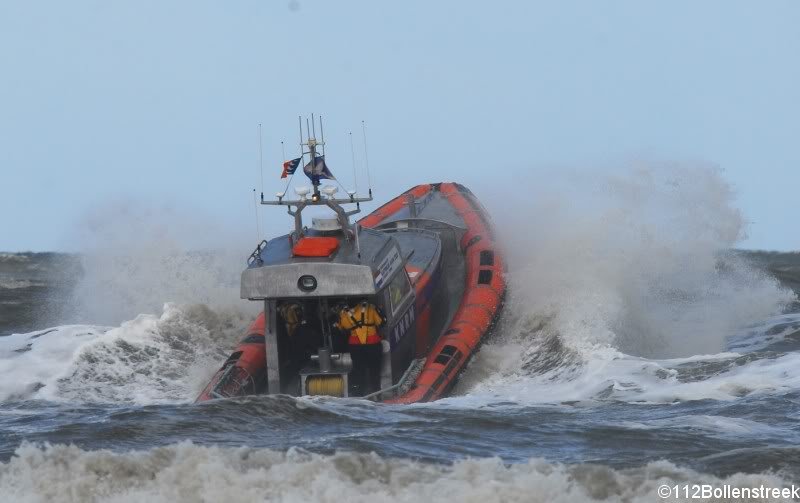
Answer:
[0, 442, 793, 503]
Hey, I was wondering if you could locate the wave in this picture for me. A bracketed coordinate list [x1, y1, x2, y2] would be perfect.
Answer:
[0, 304, 248, 404]
[0, 280, 47, 290]
[0, 442, 792, 503]
[456, 164, 798, 405]
[0, 253, 30, 263]
[17, 305, 800, 407]
[456, 322, 800, 405]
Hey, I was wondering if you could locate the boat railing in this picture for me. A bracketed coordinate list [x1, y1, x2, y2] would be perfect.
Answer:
[362, 358, 426, 402]
[247, 240, 268, 266]
[210, 364, 257, 399]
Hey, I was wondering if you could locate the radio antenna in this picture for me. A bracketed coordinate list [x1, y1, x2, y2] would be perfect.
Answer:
[298, 116, 304, 167]
[319, 115, 325, 156]
[361, 120, 372, 196]
[258, 123, 264, 201]
[252, 189, 261, 240]
[311, 113, 317, 140]
[281, 141, 286, 162]
[349, 131, 358, 195]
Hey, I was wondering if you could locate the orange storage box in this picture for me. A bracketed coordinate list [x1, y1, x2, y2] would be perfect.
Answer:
[292, 237, 340, 257]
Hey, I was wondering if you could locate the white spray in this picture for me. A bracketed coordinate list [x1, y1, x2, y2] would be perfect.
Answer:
[458, 161, 796, 403]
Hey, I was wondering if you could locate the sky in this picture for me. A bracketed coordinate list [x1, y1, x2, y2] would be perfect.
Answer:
[1, 0, 798, 252]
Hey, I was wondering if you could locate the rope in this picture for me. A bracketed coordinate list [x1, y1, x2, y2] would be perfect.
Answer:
[306, 375, 345, 397]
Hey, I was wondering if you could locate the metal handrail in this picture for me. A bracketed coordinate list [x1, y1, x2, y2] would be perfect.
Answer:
[210, 364, 255, 399]
[247, 240, 268, 266]
[362, 358, 425, 402]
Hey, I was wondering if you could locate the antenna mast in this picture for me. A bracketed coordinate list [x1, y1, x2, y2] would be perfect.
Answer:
[252, 189, 261, 240]
[319, 115, 325, 156]
[258, 123, 264, 202]
[261, 116, 372, 238]
[362, 120, 373, 197]
[298, 115, 304, 172]
[349, 131, 358, 195]
[300, 115, 326, 201]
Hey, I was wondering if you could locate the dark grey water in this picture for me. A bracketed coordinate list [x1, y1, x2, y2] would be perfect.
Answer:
[0, 253, 80, 336]
[1, 251, 800, 502]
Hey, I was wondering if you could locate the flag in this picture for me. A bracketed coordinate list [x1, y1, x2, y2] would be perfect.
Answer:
[281, 157, 302, 178]
[303, 155, 335, 184]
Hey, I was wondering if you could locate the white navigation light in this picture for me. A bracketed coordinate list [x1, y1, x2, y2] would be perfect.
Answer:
[295, 186, 310, 197]
[276, 192, 285, 198]
[321, 185, 338, 198]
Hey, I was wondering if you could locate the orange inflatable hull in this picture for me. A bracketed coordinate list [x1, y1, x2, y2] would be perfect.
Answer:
[363, 183, 506, 403]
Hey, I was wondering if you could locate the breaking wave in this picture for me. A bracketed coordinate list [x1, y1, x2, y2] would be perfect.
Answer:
[0, 442, 793, 503]
[0, 304, 247, 404]
[457, 163, 798, 404]
[0, 201, 260, 405]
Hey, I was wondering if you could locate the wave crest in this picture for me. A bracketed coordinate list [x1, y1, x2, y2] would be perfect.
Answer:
[0, 442, 792, 503]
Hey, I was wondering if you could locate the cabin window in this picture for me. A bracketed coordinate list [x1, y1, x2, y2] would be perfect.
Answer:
[480, 250, 495, 266]
[386, 270, 412, 315]
[478, 270, 493, 285]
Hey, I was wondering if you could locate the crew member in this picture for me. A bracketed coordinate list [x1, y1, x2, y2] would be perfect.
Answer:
[336, 300, 385, 395]
[277, 302, 304, 337]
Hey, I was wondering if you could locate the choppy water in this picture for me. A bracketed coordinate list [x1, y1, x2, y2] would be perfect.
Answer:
[2, 167, 800, 502]
[1, 251, 800, 502]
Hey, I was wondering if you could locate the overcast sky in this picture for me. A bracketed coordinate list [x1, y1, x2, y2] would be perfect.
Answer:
[1, 1, 798, 252]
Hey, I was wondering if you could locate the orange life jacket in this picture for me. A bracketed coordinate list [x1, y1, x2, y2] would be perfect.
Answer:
[338, 304, 383, 345]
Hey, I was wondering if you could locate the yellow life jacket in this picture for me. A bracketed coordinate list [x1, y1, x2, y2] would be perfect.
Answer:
[338, 303, 383, 345]
[278, 303, 301, 337]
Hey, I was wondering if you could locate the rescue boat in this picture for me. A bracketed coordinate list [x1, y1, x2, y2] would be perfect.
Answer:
[196, 121, 505, 404]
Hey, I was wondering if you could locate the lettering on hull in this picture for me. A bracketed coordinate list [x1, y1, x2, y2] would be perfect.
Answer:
[391, 306, 416, 348]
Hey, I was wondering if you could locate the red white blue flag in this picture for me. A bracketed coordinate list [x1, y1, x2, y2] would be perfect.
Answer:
[281, 157, 302, 179]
